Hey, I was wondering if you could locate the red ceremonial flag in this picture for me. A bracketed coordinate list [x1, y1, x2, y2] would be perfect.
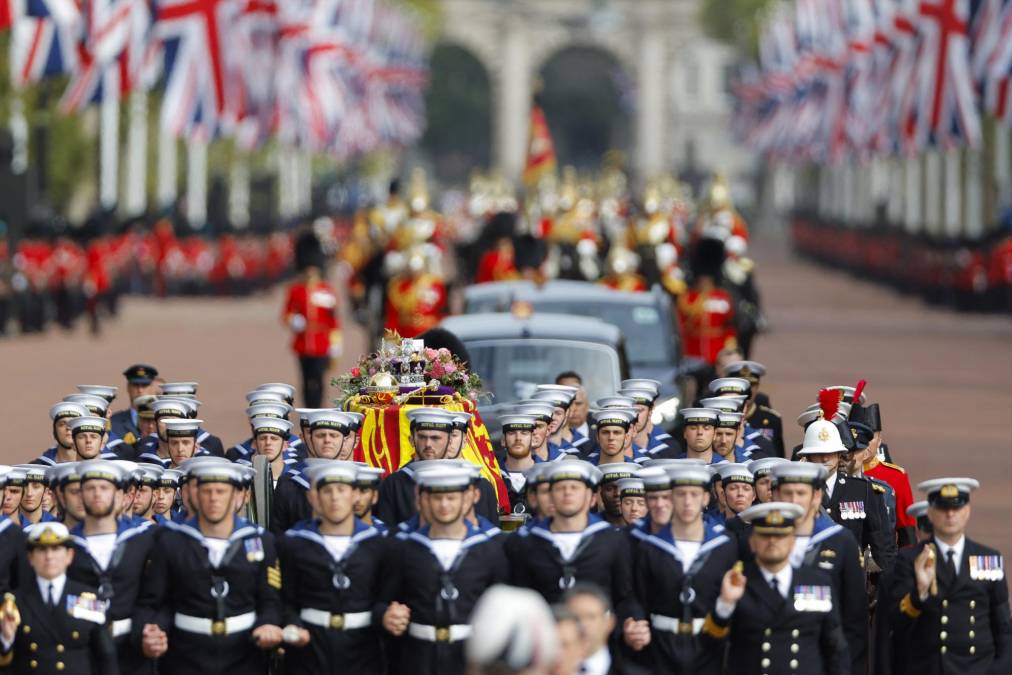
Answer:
[523, 103, 557, 188]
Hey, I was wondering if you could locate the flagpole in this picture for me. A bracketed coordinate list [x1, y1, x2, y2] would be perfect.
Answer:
[904, 156, 922, 234]
[923, 151, 942, 236]
[99, 68, 121, 210]
[230, 154, 250, 229]
[9, 95, 28, 176]
[965, 147, 983, 240]
[942, 149, 961, 239]
[124, 90, 148, 216]
[157, 130, 178, 210]
[298, 148, 312, 215]
[186, 137, 208, 228]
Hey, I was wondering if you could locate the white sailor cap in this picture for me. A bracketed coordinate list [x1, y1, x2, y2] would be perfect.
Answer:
[598, 463, 640, 483]
[708, 377, 752, 396]
[13, 463, 48, 485]
[638, 466, 674, 491]
[255, 382, 296, 402]
[535, 384, 578, 399]
[295, 408, 328, 425]
[134, 395, 158, 419]
[134, 463, 165, 485]
[616, 477, 645, 498]
[906, 501, 929, 519]
[76, 385, 118, 402]
[770, 461, 827, 486]
[158, 469, 184, 488]
[796, 420, 848, 455]
[747, 457, 790, 479]
[246, 403, 292, 420]
[345, 412, 365, 430]
[178, 456, 232, 479]
[49, 402, 89, 421]
[716, 412, 743, 429]
[176, 398, 201, 417]
[698, 396, 744, 413]
[546, 460, 602, 487]
[918, 477, 979, 507]
[444, 459, 483, 483]
[27, 522, 71, 548]
[821, 386, 867, 406]
[161, 382, 199, 396]
[796, 402, 852, 428]
[151, 398, 190, 419]
[717, 463, 754, 485]
[246, 389, 288, 406]
[307, 410, 354, 432]
[643, 457, 708, 469]
[532, 389, 575, 409]
[500, 414, 537, 432]
[68, 415, 108, 436]
[616, 388, 657, 406]
[3, 465, 26, 487]
[450, 412, 472, 430]
[405, 408, 456, 431]
[665, 464, 712, 488]
[304, 461, 359, 488]
[679, 408, 719, 426]
[78, 460, 131, 486]
[595, 395, 637, 409]
[251, 417, 293, 437]
[523, 463, 552, 487]
[415, 465, 473, 492]
[162, 418, 203, 438]
[112, 460, 140, 483]
[621, 378, 661, 394]
[190, 462, 246, 486]
[63, 394, 109, 415]
[48, 462, 82, 486]
[355, 465, 385, 488]
[723, 360, 767, 383]
[237, 465, 257, 487]
[739, 502, 805, 533]
[590, 408, 637, 430]
[514, 402, 555, 422]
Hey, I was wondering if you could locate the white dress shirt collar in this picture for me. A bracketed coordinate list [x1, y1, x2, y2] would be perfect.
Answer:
[580, 645, 612, 675]
[759, 564, 793, 599]
[36, 573, 67, 606]
[935, 536, 966, 575]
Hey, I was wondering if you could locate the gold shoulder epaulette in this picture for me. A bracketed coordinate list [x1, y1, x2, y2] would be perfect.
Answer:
[758, 406, 781, 417]
[882, 461, 906, 474]
[872, 483, 886, 494]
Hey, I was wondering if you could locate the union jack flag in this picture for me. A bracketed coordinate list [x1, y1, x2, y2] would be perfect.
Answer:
[9, 0, 81, 86]
[972, 0, 1012, 124]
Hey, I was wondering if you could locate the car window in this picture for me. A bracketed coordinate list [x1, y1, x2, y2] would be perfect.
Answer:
[526, 301, 673, 365]
[465, 339, 621, 404]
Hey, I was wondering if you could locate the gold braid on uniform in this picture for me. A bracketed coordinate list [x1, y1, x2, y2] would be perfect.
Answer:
[899, 593, 922, 619]
[701, 613, 730, 639]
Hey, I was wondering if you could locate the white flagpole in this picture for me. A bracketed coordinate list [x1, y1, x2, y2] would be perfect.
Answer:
[186, 137, 208, 228]
[99, 68, 121, 210]
[230, 154, 250, 228]
[124, 90, 148, 215]
[9, 95, 28, 175]
[157, 130, 178, 210]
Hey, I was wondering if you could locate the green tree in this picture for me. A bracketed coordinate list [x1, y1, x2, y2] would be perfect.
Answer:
[698, 0, 776, 57]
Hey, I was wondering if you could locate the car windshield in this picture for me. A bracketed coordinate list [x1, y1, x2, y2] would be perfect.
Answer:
[465, 339, 621, 405]
[523, 301, 672, 365]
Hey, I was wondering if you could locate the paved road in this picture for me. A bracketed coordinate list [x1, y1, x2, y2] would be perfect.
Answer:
[1, 232, 1008, 557]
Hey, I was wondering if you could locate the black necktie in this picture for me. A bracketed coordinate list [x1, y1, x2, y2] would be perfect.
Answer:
[944, 550, 957, 579]
[769, 576, 780, 596]
[47, 583, 56, 608]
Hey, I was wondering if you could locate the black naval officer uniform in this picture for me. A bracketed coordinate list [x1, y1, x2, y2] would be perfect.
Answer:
[375, 460, 501, 527]
[387, 522, 508, 675]
[0, 577, 119, 675]
[278, 518, 393, 674]
[702, 560, 850, 675]
[889, 537, 1012, 675]
[824, 471, 896, 572]
[630, 517, 737, 674]
[66, 517, 156, 672]
[746, 403, 785, 458]
[795, 515, 867, 675]
[0, 517, 25, 593]
[135, 516, 283, 675]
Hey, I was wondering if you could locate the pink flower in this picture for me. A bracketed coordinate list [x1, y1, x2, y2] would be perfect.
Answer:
[430, 362, 445, 378]
[425, 348, 439, 361]
[443, 362, 457, 374]
[437, 348, 451, 360]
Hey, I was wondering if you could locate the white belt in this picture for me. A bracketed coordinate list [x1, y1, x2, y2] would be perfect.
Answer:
[110, 618, 132, 638]
[407, 622, 472, 642]
[650, 614, 704, 635]
[299, 608, 371, 630]
[174, 611, 257, 636]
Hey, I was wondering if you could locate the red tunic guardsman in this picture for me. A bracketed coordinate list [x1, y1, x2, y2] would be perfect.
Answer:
[384, 246, 446, 338]
[678, 237, 737, 366]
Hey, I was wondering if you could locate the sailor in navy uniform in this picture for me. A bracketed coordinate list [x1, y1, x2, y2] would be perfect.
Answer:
[619, 381, 677, 462]
[151, 469, 183, 525]
[701, 501, 850, 675]
[532, 385, 582, 458]
[159, 418, 213, 469]
[0, 522, 120, 675]
[384, 464, 508, 675]
[375, 409, 459, 527]
[772, 462, 867, 675]
[65, 461, 156, 671]
[714, 463, 756, 537]
[109, 364, 159, 446]
[630, 464, 736, 674]
[278, 462, 392, 674]
[7, 465, 59, 531]
[136, 462, 283, 675]
[507, 461, 639, 620]
[702, 385, 776, 459]
[586, 408, 640, 466]
[0, 472, 26, 593]
[888, 478, 1012, 675]
[797, 417, 895, 574]
[46, 463, 84, 530]
[228, 403, 301, 465]
[251, 383, 298, 409]
[63, 392, 131, 458]
[33, 402, 89, 466]
[615, 477, 648, 527]
[133, 398, 192, 465]
[498, 414, 539, 517]
[65, 415, 121, 462]
[712, 411, 766, 463]
[514, 402, 562, 463]
[598, 463, 642, 527]
[271, 410, 357, 536]
[748, 457, 789, 503]
[675, 409, 726, 465]
[521, 463, 553, 521]
[130, 464, 163, 522]
[445, 412, 472, 460]
[158, 382, 225, 457]
[721, 361, 785, 457]
[352, 466, 386, 533]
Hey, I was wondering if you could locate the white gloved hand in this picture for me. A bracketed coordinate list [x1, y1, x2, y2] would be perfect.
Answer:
[289, 314, 306, 332]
